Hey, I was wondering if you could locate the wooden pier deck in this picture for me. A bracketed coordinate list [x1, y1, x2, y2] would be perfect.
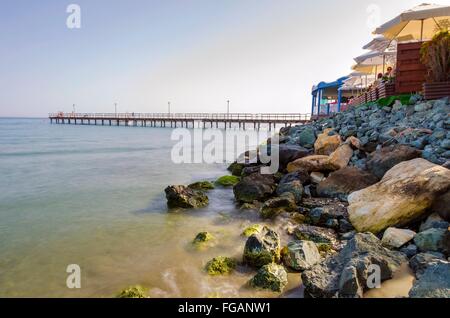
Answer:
[49, 113, 311, 130]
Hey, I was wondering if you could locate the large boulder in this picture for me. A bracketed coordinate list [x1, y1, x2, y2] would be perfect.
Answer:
[243, 226, 281, 267]
[282, 240, 321, 271]
[233, 173, 276, 203]
[414, 228, 448, 253]
[366, 144, 421, 179]
[316, 167, 379, 201]
[260, 193, 297, 219]
[409, 261, 450, 298]
[249, 263, 288, 292]
[301, 233, 407, 298]
[165, 185, 209, 209]
[277, 144, 311, 170]
[381, 227, 416, 249]
[348, 158, 450, 233]
[314, 128, 342, 155]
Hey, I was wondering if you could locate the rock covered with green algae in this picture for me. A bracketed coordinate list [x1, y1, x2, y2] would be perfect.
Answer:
[193, 232, 214, 245]
[260, 193, 297, 219]
[215, 175, 240, 187]
[205, 256, 237, 275]
[249, 263, 288, 292]
[116, 285, 149, 298]
[227, 162, 245, 176]
[243, 226, 281, 267]
[188, 181, 215, 191]
[242, 224, 263, 237]
[165, 185, 209, 209]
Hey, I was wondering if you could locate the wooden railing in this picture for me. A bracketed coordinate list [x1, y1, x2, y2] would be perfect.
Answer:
[49, 112, 312, 121]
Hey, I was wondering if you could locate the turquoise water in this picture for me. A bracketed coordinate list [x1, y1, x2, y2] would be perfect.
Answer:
[0, 118, 302, 298]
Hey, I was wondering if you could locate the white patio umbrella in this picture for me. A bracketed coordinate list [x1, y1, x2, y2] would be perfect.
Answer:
[362, 36, 397, 52]
[374, 3, 450, 41]
[354, 50, 397, 65]
[354, 50, 397, 74]
[345, 72, 376, 91]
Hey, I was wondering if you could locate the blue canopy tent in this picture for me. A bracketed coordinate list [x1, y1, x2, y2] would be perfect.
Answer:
[311, 76, 349, 117]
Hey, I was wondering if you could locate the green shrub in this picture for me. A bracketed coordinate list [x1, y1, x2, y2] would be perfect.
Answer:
[376, 94, 412, 107]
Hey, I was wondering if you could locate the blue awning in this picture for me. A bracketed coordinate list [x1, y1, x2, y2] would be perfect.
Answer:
[311, 76, 348, 95]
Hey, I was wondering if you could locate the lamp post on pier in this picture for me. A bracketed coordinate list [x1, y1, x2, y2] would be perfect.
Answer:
[115, 103, 117, 116]
[227, 100, 230, 119]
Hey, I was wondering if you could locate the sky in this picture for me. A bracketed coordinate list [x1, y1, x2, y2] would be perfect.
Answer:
[0, 0, 438, 117]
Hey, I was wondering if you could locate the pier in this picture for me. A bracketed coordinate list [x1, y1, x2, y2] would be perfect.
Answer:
[49, 113, 312, 130]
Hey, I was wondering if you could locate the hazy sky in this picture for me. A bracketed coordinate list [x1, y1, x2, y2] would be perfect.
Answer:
[0, 0, 433, 117]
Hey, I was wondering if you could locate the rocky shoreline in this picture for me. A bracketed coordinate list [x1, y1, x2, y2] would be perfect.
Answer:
[121, 96, 450, 298]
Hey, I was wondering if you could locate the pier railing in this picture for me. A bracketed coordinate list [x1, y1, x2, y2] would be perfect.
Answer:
[49, 112, 311, 121]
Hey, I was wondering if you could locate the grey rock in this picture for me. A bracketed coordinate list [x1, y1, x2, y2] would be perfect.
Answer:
[282, 240, 321, 271]
[409, 252, 445, 278]
[414, 228, 447, 253]
[294, 224, 339, 248]
[276, 180, 303, 203]
[297, 128, 316, 148]
[419, 213, 449, 232]
[233, 173, 276, 203]
[400, 244, 418, 258]
[409, 261, 450, 298]
[301, 233, 407, 298]
[338, 265, 363, 298]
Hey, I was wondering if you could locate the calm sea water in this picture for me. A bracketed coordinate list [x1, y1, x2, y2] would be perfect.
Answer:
[0, 118, 303, 298]
[0, 118, 413, 298]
